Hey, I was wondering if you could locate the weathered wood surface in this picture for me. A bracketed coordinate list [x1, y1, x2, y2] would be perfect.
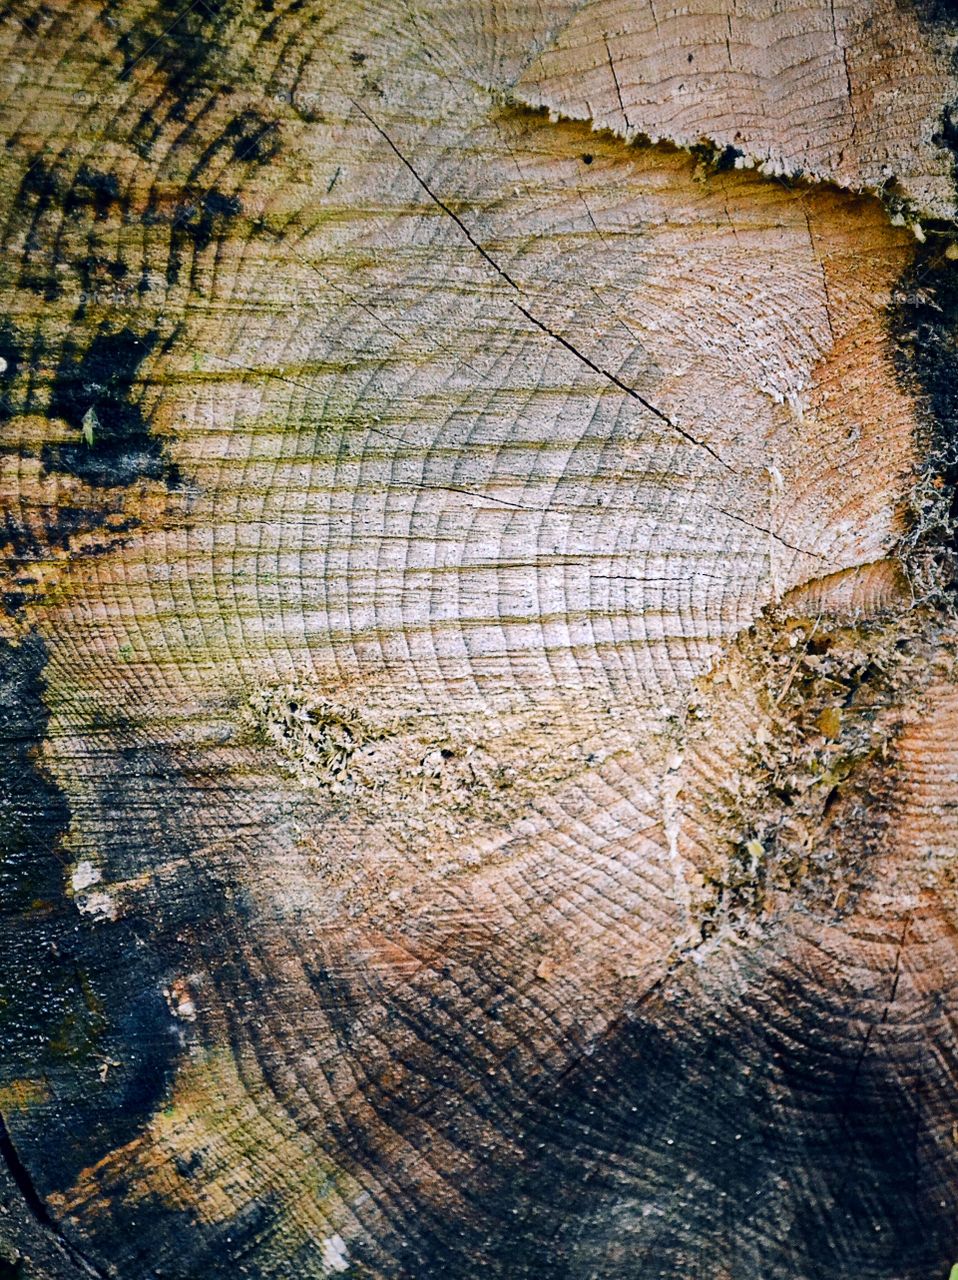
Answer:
[516, 0, 958, 215]
[1, 1, 958, 1277]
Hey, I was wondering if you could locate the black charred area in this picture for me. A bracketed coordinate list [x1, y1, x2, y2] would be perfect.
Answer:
[155, 108, 278, 285]
[0, 634, 201, 1219]
[75, 1185, 282, 1280]
[135, 109, 274, 284]
[0, 1113, 101, 1280]
[0, 1081, 55, 1234]
[447, 963, 957, 1280]
[322, 943, 956, 1280]
[1, 769, 307, 1280]
[890, 239, 958, 593]
[91, 915, 958, 1280]
[223, 110, 282, 165]
[0, 1250, 24, 1280]
[891, 5, 958, 585]
[4, 156, 130, 305]
[689, 140, 745, 174]
[0, 3, 56, 41]
[909, 0, 958, 27]
[42, 326, 176, 488]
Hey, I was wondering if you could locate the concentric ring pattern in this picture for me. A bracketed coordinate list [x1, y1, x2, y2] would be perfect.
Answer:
[1, 2, 957, 1278]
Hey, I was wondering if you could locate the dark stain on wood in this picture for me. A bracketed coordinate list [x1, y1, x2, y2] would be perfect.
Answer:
[290, 938, 958, 1278]
[63, 168, 122, 225]
[113, 0, 237, 118]
[42, 327, 173, 488]
[167, 189, 242, 285]
[12, 159, 65, 300]
[891, 233, 958, 586]
[224, 110, 282, 165]
[0, 323, 23, 422]
[0, 635, 184, 1200]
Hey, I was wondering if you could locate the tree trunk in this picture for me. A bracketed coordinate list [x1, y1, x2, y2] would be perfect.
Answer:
[2, 2, 958, 1277]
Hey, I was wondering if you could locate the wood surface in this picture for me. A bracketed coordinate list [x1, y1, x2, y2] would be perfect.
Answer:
[1, 1, 958, 1277]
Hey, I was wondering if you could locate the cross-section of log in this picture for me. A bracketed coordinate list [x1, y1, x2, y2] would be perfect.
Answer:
[1, 2, 958, 1278]
[516, 0, 958, 217]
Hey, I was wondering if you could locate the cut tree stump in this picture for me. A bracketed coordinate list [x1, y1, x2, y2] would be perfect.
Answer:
[1, 2, 958, 1277]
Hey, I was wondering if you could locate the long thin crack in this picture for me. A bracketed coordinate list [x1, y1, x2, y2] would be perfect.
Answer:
[605, 37, 631, 130]
[842, 48, 857, 147]
[706, 503, 827, 558]
[351, 100, 732, 471]
[352, 99, 520, 292]
[425, 482, 537, 511]
[512, 300, 730, 467]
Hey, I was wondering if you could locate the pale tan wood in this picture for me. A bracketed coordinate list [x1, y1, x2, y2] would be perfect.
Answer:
[516, 0, 958, 218]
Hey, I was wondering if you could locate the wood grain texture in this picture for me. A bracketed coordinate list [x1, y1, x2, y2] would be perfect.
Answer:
[516, 0, 958, 217]
[1, 1, 957, 1277]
